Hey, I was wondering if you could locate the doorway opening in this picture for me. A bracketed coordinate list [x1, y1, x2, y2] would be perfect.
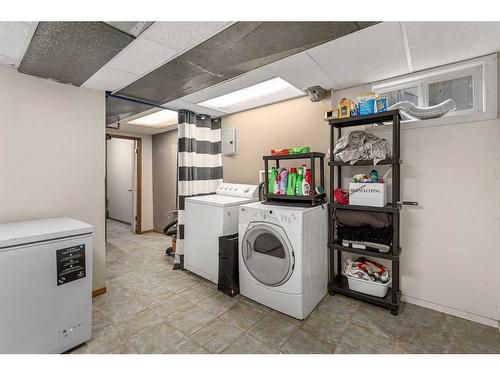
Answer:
[105, 134, 142, 234]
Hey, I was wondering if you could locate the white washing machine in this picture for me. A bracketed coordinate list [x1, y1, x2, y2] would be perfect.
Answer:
[184, 183, 259, 283]
[239, 202, 328, 319]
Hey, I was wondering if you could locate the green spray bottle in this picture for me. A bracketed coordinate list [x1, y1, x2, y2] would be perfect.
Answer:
[287, 167, 297, 196]
[269, 167, 277, 194]
[295, 166, 304, 195]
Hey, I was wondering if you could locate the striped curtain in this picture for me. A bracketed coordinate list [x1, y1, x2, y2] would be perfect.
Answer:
[175, 110, 223, 269]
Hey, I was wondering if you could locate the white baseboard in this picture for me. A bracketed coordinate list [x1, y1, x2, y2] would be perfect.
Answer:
[401, 294, 499, 329]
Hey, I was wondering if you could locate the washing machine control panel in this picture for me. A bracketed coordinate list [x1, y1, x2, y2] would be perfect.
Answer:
[216, 183, 258, 198]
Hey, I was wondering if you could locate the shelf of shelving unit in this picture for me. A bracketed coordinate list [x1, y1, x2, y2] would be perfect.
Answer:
[263, 152, 326, 207]
[329, 275, 400, 310]
[328, 242, 401, 260]
[329, 159, 401, 167]
[331, 203, 400, 213]
[327, 110, 402, 316]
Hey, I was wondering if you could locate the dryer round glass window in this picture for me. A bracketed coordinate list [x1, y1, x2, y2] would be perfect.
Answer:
[241, 223, 295, 287]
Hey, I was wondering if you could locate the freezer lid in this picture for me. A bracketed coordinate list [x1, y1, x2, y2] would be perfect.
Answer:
[0, 217, 93, 249]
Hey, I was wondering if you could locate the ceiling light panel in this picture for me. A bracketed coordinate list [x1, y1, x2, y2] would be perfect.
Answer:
[198, 77, 304, 113]
[181, 67, 275, 104]
[128, 109, 178, 127]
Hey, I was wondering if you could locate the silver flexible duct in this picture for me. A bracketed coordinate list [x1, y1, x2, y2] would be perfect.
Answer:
[388, 99, 456, 120]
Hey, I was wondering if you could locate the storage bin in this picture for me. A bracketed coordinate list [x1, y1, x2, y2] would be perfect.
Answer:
[346, 274, 390, 298]
[349, 182, 387, 207]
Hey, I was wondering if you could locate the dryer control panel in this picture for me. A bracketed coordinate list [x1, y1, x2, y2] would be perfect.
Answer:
[216, 183, 259, 198]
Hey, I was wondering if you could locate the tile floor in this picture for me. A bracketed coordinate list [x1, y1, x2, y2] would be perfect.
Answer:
[70, 219, 500, 354]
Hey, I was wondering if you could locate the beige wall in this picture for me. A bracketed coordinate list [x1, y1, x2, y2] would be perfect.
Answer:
[106, 130, 154, 232]
[152, 129, 178, 232]
[222, 95, 331, 187]
[0, 66, 106, 290]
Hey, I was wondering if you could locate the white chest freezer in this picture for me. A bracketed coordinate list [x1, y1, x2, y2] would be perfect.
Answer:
[0, 217, 93, 354]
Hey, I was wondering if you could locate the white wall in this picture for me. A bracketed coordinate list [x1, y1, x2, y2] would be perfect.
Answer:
[107, 138, 135, 225]
[0, 66, 106, 291]
[332, 89, 500, 326]
[107, 130, 154, 232]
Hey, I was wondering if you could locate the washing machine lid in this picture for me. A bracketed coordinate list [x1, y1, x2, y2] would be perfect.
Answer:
[0, 217, 93, 250]
[241, 222, 295, 287]
[186, 194, 257, 207]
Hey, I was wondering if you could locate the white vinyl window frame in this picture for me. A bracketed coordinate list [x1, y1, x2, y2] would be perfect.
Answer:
[370, 54, 498, 130]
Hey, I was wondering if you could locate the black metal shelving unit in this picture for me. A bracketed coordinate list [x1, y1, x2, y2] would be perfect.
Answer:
[327, 109, 402, 315]
[263, 152, 326, 207]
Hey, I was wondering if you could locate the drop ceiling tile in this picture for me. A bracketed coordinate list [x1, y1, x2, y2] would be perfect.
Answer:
[105, 22, 153, 37]
[107, 37, 178, 76]
[266, 51, 340, 90]
[0, 22, 36, 66]
[82, 66, 138, 92]
[405, 22, 500, 71]
[105, 95, 154, 125]
[308, 22, 409, 88]
[19, 22, 134, 86]
[0, 53, 17, 67]
[141, 22, 232, 52]
[180, 67, 275, 104]
[164, 98, 226, 118]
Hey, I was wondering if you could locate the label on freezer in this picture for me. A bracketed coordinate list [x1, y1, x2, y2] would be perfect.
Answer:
[56, 244, 86, 285]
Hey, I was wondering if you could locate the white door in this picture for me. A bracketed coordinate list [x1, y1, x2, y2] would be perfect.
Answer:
[107, 138, 136, 231]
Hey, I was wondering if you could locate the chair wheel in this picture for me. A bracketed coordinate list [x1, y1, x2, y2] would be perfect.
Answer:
[391, 309, 399, 316]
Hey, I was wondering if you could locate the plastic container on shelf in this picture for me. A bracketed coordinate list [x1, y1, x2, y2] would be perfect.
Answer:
[346, 274, 390, 298]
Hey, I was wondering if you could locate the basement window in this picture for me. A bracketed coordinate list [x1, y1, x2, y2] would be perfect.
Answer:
[371, 54, 497, 128]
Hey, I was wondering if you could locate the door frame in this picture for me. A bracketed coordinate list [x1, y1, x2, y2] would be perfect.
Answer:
[106, 133, 143, 234]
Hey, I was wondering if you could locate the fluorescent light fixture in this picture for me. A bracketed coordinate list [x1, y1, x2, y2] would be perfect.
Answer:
[198, 77, 304, 113]
[127, 109, 178, 127]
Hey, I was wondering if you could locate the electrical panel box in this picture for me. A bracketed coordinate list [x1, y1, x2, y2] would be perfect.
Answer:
[222, 128, 238, 156]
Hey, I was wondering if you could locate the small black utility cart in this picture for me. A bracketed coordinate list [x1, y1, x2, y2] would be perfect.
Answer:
[326, 109, 402, 315]
[263, 152, 326, 207]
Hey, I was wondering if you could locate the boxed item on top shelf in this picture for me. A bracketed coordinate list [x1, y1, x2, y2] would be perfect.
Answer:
[349, 182, 387, 207]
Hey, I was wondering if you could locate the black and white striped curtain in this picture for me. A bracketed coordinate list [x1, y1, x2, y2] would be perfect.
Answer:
[175, 110, 223, 269]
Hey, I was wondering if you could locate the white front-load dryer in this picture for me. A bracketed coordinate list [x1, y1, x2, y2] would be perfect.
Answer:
[238, 202, 328, 319]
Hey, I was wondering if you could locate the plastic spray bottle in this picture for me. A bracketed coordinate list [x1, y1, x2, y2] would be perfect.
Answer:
[302, 168, 312, 195]
[269, 167, 277, 194]
[287, 168, 297, 196]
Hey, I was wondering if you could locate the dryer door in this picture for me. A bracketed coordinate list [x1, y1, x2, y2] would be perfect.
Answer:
[241, 222, 295, 287]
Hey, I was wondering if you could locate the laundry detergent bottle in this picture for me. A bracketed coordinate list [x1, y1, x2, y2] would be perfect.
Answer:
[287, 168, 297, 196]
[302, 168, 312, 195]
[278, 168, 288, 195]
[269, 167, 277, 194]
